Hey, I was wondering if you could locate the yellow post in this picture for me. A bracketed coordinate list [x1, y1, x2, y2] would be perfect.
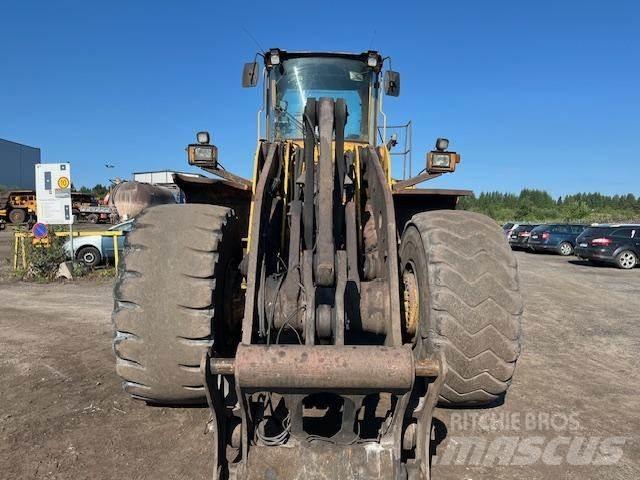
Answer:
[20, 236, 27, 270]
[13, 233, 19, 270]
[113, 234, 119, 274]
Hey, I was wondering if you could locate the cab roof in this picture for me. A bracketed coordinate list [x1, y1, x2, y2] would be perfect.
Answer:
[263, 49, 383, 70]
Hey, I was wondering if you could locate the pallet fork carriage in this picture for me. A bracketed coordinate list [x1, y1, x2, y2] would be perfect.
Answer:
[112, 49, 523, 480]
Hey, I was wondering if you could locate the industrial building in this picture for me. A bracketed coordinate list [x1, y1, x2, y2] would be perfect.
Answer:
[0, 138, 41, 190]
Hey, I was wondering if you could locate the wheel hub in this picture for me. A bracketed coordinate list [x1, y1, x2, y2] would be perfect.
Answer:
[402, 264, 419, 340]
[620, 252, 636, 268]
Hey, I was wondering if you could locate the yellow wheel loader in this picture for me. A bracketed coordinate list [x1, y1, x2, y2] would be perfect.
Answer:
[112, 49, 522, 479]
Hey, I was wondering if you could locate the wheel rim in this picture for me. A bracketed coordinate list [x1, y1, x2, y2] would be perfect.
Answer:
[83, 252, 96, 264]
[401, 261, 420, 342]
[560, 243, 572, 255]
[620, 252, 636, 269]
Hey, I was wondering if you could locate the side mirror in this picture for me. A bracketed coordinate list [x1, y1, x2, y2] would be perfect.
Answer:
[384, 70, 401, 97]
[242, 62, 259, 88]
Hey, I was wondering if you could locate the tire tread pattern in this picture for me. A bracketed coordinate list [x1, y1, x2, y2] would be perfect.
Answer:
[112, 204, 234, 404]
[409, 210, 523, 406]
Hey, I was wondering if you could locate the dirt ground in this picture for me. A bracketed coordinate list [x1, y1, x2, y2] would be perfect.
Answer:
[1, 228, 639, 479]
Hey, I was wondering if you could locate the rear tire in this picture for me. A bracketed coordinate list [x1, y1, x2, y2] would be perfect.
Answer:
[558, 241, 573, 256]
[86, 213, 99, 224]
[8, 209, 26, 224]
[400, 210, 523, 407]
[112, 204, 244, 404]
[616, 250, 637, 269]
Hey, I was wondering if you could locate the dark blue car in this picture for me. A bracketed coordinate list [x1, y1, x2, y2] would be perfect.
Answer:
[575, 225, 640, 269]
[527, 224, 586, 256]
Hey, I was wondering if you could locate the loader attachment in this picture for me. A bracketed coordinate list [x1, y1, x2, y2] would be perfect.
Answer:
[200, 98, 446, 480]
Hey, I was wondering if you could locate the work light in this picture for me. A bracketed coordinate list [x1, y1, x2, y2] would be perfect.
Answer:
[367, 52, 378, 68]
[269, 49, 281, 65]
[426, 150, 460, 173]
[435, 138, 449, 151]
[197, 131, 210, 145]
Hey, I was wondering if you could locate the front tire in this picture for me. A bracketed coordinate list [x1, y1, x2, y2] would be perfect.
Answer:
[77, 246, 101, 267]
[400, 210, 523, 407]
[112, 204, 244, 404]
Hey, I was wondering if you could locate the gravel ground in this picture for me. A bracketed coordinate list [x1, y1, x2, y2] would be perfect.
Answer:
[0, 226, 638, 479]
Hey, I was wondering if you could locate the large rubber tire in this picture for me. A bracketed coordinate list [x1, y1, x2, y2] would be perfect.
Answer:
[400, 210, 523, 407]
[8, 209, 26, 224]
[112, 204, 243, 404]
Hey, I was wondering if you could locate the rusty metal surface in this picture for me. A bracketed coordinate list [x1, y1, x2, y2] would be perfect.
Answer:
[392, 187, 473, 197]
[315, 98, 335, 286]
[393, 188, 472, 234]
[210, 351, 440, 379]
[392, 172, 442, 191]
[241, 144, 278, 345]
[245, 444, 396, 480]
[109, 181, 175, 219]
[361, 146, 403, 345]
[415, 359, 440, 377]
[233, 345, 416, 392]
[173, 173, 252, 234]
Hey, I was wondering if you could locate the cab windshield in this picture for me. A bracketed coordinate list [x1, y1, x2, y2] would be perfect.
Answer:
[271, 57, 373, 141]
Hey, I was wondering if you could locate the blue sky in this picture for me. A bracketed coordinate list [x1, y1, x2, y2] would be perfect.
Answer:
[1, 0, 638, 197]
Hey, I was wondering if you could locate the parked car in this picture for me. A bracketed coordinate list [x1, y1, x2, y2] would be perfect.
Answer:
[63, 219, 134, 267]
[508, 224, 539, 250]
[527, 224, 585, 256]
[575, 224, 640, 269]
[502, 222, 519, 238]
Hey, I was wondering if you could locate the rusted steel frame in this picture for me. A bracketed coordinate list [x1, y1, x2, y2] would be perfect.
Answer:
[408, 353, 447, 480]
[201, 165, 253, 190]
[344, 152, 360, 286]
[244, 443, 396, 479]
[209, 345, 440, 391]
[391, 171, 442, 192]
[315, 98, 335, 286]
[269, 199, 303, 332]
[357, 279, 389, 334]
[302, 99, 316, 250]
[241, 143, 280, 344]
[200, 347, 226, 478]
[334, 251, 347, 345]
[293, 146, 303, 201]
[361, 146, 403, 345]
[302, 250, 315, 345]
[334, 99, 347, 248]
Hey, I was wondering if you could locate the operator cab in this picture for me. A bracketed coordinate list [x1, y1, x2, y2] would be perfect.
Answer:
[243, 49, 400, 144]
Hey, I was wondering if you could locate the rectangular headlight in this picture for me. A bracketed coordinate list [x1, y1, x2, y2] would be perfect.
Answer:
[188, 144, 218, 167]
[431, 154, 451, 168]
[427, 151, 460, 173]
